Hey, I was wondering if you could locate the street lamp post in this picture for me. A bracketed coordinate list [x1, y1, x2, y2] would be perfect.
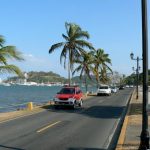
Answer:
[130, 53, 142, 99]
[132, 66, 141, 99]
[139, 0, 149, 149]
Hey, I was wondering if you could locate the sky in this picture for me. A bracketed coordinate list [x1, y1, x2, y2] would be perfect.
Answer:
[0, 0, 150, 79]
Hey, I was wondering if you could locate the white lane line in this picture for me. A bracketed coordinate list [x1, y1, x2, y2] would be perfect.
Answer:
[104, 118, 120, 149]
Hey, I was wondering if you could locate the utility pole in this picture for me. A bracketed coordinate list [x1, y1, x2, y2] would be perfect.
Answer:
[130, 53, 142, 99]
[139, 0, 149, 149]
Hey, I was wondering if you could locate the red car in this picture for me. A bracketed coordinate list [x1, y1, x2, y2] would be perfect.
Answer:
[53, 85, 83, 109]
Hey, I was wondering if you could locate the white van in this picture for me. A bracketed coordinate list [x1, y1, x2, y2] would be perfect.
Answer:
[97, 85, 111, 96]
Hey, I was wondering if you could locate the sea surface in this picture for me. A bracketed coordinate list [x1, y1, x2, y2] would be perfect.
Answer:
[0, 85, 97, 112]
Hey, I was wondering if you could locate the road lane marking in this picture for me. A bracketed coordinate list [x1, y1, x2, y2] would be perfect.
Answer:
[37, 121, 61, 133]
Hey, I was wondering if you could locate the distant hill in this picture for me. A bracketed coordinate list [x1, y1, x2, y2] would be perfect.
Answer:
[6, 71, 68, 83]
[6, 71, 98, 85]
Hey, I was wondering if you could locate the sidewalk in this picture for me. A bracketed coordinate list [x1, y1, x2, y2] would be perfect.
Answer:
[116, 88, 150, 150]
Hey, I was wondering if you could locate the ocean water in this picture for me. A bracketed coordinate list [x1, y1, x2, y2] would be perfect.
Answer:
[0, 85, 97, 112]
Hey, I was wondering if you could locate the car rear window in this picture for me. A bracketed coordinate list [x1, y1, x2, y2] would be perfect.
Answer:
[59, 88, 75, 94]
[99, 86, 109, 89]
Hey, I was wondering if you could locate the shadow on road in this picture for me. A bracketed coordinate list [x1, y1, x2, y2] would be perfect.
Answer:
[42, 104, 125, 119]
[0, 145, 24, 150]
[67, 148, 105, 150]
[42, 105, 84, 113]
[81, 105, 125, 119]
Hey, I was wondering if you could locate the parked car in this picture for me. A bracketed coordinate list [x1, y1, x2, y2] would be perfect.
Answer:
[129, 85, 134, 88]
[119, 85, 125, 90]
[111, 86, 118, 93]
[97, 85, 111, 96]
[53, 85, 83, 109]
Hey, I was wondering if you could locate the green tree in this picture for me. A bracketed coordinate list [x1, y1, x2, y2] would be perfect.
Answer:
[73, 52, 93, 92]
[49, 22, 94, 85]
[0, 35, 24, 76]
[92, 49, 112, 87]
[99, 67, 112, 84]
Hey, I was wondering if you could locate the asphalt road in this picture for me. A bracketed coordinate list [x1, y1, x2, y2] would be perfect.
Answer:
[0, 88, 133, 150]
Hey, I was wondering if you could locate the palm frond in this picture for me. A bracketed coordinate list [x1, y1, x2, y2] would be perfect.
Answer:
[49, 42, 64, 54]
[72, 65, 82, 76]
[79, 68, 84, 79]
[73, 59, 82, 64]
[62, 34, 69, 41]
[68, 24, 74, 39]
[76, 40, 94, 50]
[68, 23, 81, 40]
[0, 65, 23, 77]
[65, 22, 70, 35]
[73, 31, 90, 40]
[0, 55, 7, 65]
[0, 46, 24, 61]
[74, 48, 84, 57]
[104, 64, 113, 73]
[60, 46, 67, 67]
[0, 35, 5, 47]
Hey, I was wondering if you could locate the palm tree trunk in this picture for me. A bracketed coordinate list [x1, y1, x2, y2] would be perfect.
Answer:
[97, 78, 100, 88]
[68, 59, 71, 86]
[84, 73, 88, 93]
[68, 49, 71, 86]
[97, 68, 100, 88]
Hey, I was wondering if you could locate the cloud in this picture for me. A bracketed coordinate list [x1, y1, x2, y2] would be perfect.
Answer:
[23, 53, 37, 61]
[7, 53, 68, 78]
[7, 53, 50, 69]
[23, 53, 49, 64]
[24, 54, 34, 58]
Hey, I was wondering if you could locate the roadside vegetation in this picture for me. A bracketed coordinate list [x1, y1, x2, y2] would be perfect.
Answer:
[0, 35, 24, 76]
[2, 22, 126, 88]
[49, 22, 94, 86]
[2, 22, 127, 89]
[125, 71, 150, 86]
[49, 22, 112, 91]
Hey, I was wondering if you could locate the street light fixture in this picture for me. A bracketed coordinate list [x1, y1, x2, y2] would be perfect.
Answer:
[130, 52, 134, 60]
[130, 52, 142, 99]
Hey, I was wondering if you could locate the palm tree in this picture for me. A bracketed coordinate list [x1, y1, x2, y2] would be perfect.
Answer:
[92, 49, 112, 87]
[99, 67, 112, 84]
[0, 35, 24, 76]
[49, 22, 94, 86]
[73, 52, 93, 92]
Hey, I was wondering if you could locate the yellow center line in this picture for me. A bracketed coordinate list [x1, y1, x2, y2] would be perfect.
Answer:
[0, 109, 44, 124]
[37, 121, 61, 133]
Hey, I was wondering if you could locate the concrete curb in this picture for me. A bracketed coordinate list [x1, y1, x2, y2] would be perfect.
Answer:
[115, 89, 136, 150]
